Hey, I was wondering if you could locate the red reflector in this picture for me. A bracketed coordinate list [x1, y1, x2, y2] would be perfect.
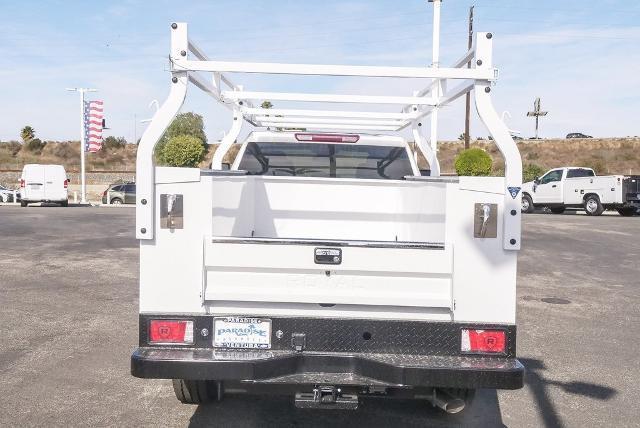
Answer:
[149, 320, 194, 344]
[20, 179, 25, 188]
[294, 133, 359, 143]
[461, 329, 506, 354]
[64, 179, 68, 189]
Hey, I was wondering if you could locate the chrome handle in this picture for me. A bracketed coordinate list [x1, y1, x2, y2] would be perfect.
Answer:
[480, 204, 491, 238]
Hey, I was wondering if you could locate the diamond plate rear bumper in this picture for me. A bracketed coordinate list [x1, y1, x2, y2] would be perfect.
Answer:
[131, 348, 524, 389]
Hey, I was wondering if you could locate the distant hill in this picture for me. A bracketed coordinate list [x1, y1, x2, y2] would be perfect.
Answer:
[1, 137, 638, 176]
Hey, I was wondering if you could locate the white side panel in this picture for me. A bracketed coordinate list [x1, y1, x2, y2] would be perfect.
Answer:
[139, 169, 211, 313]
[563, 176, 623, 204]
[446, 177, 517, 323]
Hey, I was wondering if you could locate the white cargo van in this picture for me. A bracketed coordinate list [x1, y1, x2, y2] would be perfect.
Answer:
[19, 164, 69, 207]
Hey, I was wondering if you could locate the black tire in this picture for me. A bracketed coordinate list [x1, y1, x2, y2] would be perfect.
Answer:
[584, 195, 604, 216]
[521, 194, 534, 213]
[21, 201, 28, 207]
[61, 200, 69, 207]
[617, 207, 636, 217]
[110, 198, 123, 205]
[172, 379, 220, 404]
[550, 207, 565, 214]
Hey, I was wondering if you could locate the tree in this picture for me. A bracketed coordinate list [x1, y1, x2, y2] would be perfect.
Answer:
[21, 126, 35, 143]
[454, 148, 492, 176]
[159, 135, 205, 167]
[260, 100, 273, 109]
[155, 112, 207, 162]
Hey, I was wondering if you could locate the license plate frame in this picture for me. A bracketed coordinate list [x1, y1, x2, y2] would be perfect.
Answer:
[213, 317, 272, 349]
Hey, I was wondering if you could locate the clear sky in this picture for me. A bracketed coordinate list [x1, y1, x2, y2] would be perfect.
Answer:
[1, 0, 639, 143]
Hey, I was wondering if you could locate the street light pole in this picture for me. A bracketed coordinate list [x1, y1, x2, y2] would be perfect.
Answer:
[66, 87, 97, 204]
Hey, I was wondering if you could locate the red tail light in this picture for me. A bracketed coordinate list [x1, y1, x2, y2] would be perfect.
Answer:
[20, 179, 25, 188]
[295, 133, 359, 143]
[461, 329, 506, 354]
[102, 190, 107, 196]
[64, 179, 68, 189]
[149, 320, 194, 344]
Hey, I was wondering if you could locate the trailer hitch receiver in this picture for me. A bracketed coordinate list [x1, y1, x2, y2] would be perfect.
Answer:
[294, 386, 359, 410]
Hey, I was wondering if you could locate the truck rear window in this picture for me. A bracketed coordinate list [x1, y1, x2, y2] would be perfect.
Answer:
[237, 142, 414, 180]
[566, 168, 595, 178]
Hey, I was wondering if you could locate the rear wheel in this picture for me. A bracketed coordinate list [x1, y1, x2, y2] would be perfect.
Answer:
[61, 200, 68, 207]
[111, 198, 123, 205]
[550, 207, 565, 214]
[584, 195, 604, 216]
[21, 201, 28, 207]
[617, 207, 636, 217]
[172, 379, 221, 404]
[521, 194, 534, 213]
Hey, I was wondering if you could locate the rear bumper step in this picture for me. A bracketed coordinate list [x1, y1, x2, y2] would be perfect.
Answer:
[131, 348, 524, 390]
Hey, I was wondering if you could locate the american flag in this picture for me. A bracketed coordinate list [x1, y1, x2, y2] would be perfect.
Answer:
[84, 100, 104, 152]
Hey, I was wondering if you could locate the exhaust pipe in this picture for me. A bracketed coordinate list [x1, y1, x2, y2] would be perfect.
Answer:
[426, 389, 466, 414]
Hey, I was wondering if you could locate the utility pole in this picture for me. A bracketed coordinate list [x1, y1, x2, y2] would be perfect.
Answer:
[464, 5, 474, 149]
[66, 87, 97, 204]
[527, 97, 548, 139]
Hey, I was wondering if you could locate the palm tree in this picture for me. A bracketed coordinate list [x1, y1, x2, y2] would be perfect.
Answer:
[20, 126, 35, 143]
[260, 101, 273, 109]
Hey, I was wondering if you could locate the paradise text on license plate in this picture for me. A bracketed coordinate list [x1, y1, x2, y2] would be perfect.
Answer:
[213, 317, 272, 349]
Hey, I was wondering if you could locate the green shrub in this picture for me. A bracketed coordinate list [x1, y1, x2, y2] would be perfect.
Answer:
[523, 163, 545, 182]
[159, 135, 204, 167]
[155, 112, 207, 161]
[454, 148, 492, 176]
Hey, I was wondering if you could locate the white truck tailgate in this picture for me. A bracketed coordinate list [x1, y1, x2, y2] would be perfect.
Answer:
[204, 239, 453, 309]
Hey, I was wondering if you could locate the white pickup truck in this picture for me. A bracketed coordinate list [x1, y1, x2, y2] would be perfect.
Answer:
[521, 167, 640, 216]
[131, 7, 525, 415]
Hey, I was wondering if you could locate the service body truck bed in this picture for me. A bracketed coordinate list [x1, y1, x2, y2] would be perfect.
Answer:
[132, 7, 524, 414]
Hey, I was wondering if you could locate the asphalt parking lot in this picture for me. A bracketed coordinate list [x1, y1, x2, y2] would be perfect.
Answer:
[0, 206, 638, 427]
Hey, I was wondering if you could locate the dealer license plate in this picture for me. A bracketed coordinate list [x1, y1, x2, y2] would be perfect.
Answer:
[213, 317, 271, 349]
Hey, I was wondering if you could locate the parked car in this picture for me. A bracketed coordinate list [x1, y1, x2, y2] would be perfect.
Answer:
[566, 132, 592, 139]
[0, 185, 17, 203]
[19, 164, 68, 207]
[102, 182, 136, 204]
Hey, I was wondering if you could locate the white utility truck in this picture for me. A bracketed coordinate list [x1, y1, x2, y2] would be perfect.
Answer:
[521, 167, 640, 216]
[131, 4, 524, 414]
[19, 164, 69, 207]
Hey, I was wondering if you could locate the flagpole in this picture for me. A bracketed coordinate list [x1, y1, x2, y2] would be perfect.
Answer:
[66, 87, 97, 204]
[79, 89, 86, 204]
